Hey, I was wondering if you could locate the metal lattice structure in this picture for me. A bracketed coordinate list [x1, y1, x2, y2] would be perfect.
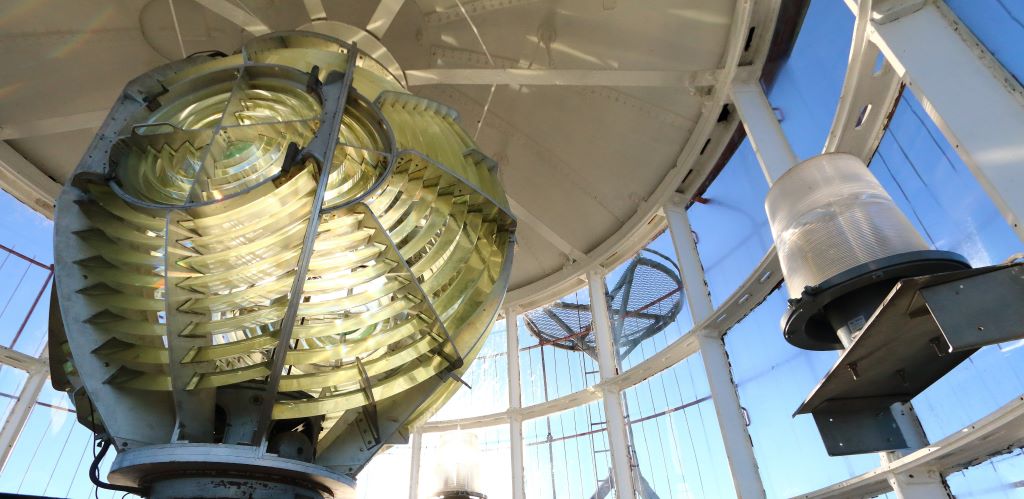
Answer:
[523, 249, 683, 358]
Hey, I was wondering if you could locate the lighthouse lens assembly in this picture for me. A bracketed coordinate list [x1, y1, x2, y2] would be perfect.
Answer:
[50, 29, 514, 496]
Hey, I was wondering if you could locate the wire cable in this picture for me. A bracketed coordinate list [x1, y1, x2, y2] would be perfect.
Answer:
[89, 439, 145, 496]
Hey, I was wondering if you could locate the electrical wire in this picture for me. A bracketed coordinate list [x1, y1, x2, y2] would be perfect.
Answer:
[87, 402, 144, 497]
[89, 439, 145, 496]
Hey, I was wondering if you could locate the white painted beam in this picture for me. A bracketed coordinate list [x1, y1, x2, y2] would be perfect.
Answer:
[864, 1, 1024, 241]
[0, 353, 48, 473]
[406, 68, 720, 88]
[194, 0, 271, 35]
[0, 110, 107, 141]
[424, 0, 539, 26]
[507, 197, 588, 263]
[0, 346, 46, 373]
[302, 0, 327, 21]
[0, 142, 60, 219]
[824, 0, 902, 160]
[587, 271, 637, 499]
[408, 429, 422, 499]
[664, 197, 714, 324]
[664, 200, 766, 499]
[366, 0, 405, 38]
[505, 309, 526, 499]
[729, 80, 798, 184]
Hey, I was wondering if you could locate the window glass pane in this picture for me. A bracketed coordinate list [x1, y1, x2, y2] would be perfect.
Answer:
[766, 0, 854, 161]
[603, 230, 694, 372]
[0, 365, 28, 402]
[0, 392, 110, 498]
[0, 368, 28, 457]
[430, 318, 509, 421]
[418, 426, 512, 499]
[0, 189, 53, 357]
[945, 0, 1024, 85]
[523, 401, 612, 499]
[871, 91, 1024, 440]
[623, 353, 735, 498]
[0, 189, 53, 265]
[520, 287, 600, 405]
[724, 289, 881, 497]
[688, 140, 773, 307]
[0, 246, 52, 358]
[946, 450, 1024, 499]
[357, 444, 412, 499]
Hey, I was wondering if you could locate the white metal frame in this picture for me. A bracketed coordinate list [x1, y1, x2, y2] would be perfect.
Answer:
[587, 271, 639, 498]
[0, 142, 60, 219]
[729, 79, 798, 184]
[413, 2, 1024, 499]
[3, 1, 1024, 498]
[505, 308, 526, 499]
[0, 347, 47, 473]
[867, 0, 1024, 241]
[665, 198, 766, 499]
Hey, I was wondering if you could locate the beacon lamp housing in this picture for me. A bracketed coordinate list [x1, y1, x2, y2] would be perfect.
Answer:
[48, 26, 515, 498]
[432, 431, 487, 499]
[765, 153, 969, 351]
[766, 153, 1024, 457]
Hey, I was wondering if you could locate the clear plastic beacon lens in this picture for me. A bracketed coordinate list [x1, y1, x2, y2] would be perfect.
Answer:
[766, 153, 929, 298]
[765, 153, 969, 351]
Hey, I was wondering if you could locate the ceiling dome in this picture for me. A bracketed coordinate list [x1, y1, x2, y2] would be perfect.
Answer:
[0, 0, 802, 310]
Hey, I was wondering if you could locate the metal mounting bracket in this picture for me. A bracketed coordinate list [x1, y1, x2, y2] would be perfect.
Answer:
[798, 262, 1024, 455]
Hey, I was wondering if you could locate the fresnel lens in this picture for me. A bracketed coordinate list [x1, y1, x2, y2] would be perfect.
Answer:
[50, 24, 515, 498]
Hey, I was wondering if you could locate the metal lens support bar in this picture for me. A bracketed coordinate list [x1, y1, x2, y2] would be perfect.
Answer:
[251, 46, 360, 447]
[353, 202, 466, 374]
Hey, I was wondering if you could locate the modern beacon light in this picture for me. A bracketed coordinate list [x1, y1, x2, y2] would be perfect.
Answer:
[764, 153, 969, 351]
[432, 431, 486, 499]
[48, 24, 515, 499]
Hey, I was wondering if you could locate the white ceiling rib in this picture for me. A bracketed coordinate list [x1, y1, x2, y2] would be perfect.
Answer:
[193, 0, 272, 35]
[0, 111, 108, 141]
[0, 142, 60, 219]
[366, 0, 406, 37]
[303, 0, 329, 21]
[424, 0, 540, 26]
[507, 197, 588, 263]
[405, 68, 721, 87]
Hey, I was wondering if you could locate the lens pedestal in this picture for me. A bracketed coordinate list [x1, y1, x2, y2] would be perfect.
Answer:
[108, 444, 356, 499]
